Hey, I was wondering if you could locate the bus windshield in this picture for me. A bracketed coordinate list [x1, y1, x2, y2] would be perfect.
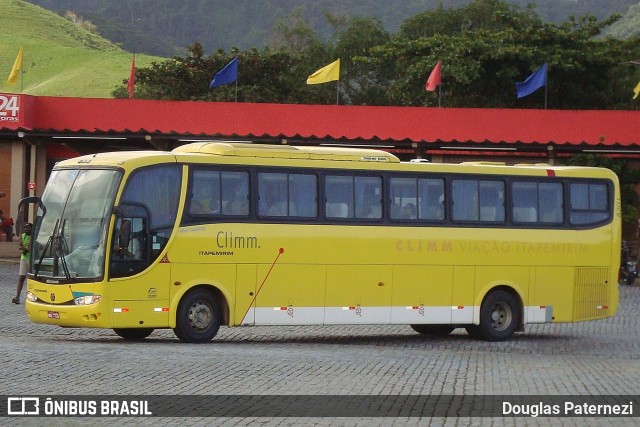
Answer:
[32, 169, 121, 281]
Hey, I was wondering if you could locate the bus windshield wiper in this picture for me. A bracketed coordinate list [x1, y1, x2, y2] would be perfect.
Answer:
[54, 218, 71, 279]
[34, 218, 58, 278]
[34, 218, 71, 280]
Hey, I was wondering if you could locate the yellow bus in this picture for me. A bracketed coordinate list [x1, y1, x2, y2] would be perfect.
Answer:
[20, 142, 620, 343]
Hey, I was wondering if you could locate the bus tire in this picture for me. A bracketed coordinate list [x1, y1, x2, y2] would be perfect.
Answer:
[113, 328, 154, 341]
[173, 288, 221, 343]
[410, 324, 455, 337]
[475, 289, 521, 341]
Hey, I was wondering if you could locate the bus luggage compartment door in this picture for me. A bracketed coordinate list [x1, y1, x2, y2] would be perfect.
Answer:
[324, 265, 392, 324]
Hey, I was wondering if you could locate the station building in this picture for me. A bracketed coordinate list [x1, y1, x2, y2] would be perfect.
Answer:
[1, 93, 640, 225]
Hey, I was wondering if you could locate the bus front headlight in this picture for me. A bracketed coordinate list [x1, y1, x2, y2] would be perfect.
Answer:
[26, 292, 38, 302]
[74, 295, 102, 305]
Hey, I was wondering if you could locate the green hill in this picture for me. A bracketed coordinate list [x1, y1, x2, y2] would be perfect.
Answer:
[25, 0, 639, 56]
[0, 0, 161, 98]
[603, 2, 640, 40]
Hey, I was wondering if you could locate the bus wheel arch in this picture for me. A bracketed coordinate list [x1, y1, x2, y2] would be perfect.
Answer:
[173, 286, 227, 343]
[471, 286, 523, 342]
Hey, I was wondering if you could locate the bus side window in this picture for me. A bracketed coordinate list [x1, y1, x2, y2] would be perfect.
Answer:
[190, 170, 221, 215]
[512, 182, 538, 223]
[539, 182, 563, 224]
[389, 177, 414, 220]
[355, 177, 382, 219]
[325, 176, 354, 219]
[221, 172, 249, 216]
[570, 182, 609, 225]
[259, 173, 288, 217]
[452, 179, 478, 221]
[479, 181, 504, 222]
[418, 178, 445, 221]
[258, 172, 316, 218]
[117, 164, 181, 275]
[290, 174, 317, 218]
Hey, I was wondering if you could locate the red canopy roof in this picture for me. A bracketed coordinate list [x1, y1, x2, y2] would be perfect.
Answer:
[3, 94, 640, 148]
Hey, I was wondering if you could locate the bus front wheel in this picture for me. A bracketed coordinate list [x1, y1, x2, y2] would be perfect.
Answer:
[474, 289, 521, 342]
[173, 289, 221, 343]
[113, 328, 154, 341]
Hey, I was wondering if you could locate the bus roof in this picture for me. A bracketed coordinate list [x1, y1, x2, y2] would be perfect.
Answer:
[172, 142, 400, 163]
[53, 143, 617, 181]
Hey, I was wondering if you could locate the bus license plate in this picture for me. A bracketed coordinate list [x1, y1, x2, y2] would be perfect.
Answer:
[47, 311, 60, 319]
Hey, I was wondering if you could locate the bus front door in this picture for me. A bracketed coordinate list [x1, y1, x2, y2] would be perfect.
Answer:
[109, 214, 171, 329]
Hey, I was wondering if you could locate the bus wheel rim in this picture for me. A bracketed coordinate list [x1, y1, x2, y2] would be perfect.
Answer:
[489, 302, 511, 332]
[188, 301, 213, 332]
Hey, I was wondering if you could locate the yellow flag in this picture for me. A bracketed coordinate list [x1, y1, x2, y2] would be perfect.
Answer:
[7, 48, 23, 86]
[306, 59, 340, 85]
[634, 79, 640, 100]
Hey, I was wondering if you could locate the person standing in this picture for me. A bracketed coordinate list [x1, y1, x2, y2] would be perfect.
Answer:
[12, 223, 32, 304]
[0, 210, 13, 242]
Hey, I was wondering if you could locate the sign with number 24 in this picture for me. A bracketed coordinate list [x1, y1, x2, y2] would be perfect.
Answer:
[0, 94, 20, 122]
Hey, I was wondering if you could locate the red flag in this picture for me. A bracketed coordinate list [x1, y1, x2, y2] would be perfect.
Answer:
[128, 54, 136, 99]
[425, 60, 442, 92]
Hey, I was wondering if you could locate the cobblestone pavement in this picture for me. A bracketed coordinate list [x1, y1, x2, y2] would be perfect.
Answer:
[0, 259, 638, 426]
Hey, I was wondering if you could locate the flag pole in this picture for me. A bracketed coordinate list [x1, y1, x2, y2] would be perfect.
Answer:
[235, 79, 238, 102]
[438, 85, 441, 108]
[19, 50, 24, 93]
[544, 79, 548, 109]
[336, 81, 339, 105]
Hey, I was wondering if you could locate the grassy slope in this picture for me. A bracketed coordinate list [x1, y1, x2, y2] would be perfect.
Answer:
[0, 0, 162, 98]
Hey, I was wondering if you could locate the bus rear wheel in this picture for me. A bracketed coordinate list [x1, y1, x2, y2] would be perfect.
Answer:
[173, 289, 221, 343]
[113, 328, 154, 341]
[474, 289, 520, 341]
[410, 324, 455, 337]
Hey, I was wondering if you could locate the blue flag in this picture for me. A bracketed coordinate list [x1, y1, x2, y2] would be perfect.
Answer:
[516, 64, 547, 98]
[209, 57, 238, 88]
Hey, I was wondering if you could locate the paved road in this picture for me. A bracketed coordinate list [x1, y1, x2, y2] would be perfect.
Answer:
[0, 258, 639, 426]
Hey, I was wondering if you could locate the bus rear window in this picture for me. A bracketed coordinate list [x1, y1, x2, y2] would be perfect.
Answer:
[570, 182, 609, 225]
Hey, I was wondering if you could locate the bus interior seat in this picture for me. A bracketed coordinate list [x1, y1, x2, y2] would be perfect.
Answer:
[513, 207, 537, 222]
[267, 202, 288, 216]
[367, 205, 382, 218]
[480, 206, 497, 221]
[540, 208, 561, 223]
[326, 202, 349, 218]
[226, 200, 249, 215]
[390, 203, 402, 219]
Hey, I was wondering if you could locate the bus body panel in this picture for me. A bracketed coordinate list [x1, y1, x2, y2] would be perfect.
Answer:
[235, 264, 257, 325]
[23, 143, 621, 341]
[110, 262, 172, 328]
[391, 265, 454, 324]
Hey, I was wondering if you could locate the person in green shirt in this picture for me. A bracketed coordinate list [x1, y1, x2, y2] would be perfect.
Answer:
[12, 223, 32, 304]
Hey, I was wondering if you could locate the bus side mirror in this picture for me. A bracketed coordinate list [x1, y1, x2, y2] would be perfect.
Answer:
[17, 196, 47, 232]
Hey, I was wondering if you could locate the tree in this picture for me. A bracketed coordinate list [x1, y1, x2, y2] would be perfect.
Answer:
[357, 0, 629, 108]
[114, 0, 638, 110]
[335, 17, 390, 105]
